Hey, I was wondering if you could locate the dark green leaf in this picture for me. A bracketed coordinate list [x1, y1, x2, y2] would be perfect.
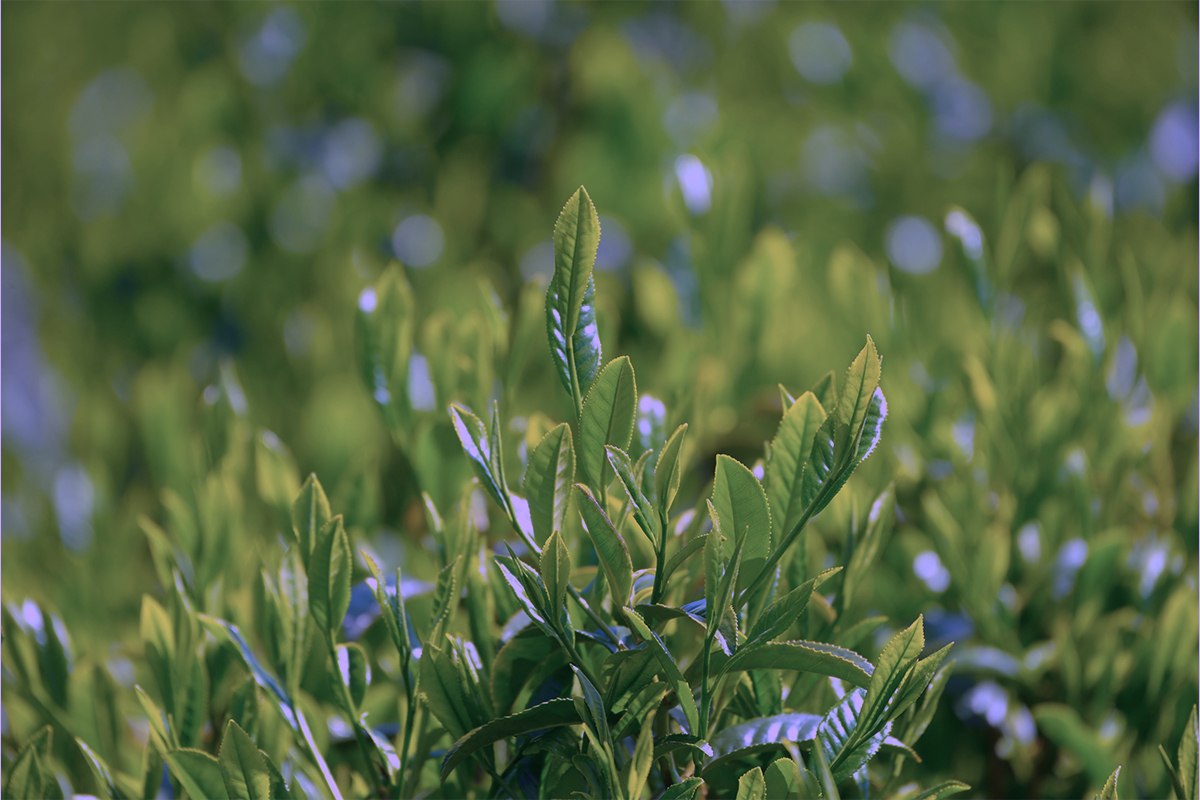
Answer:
[651, 733, 713, 762]
[449, 403, 509, 512]
[817, 689, 886, 783]
[578, 356, 637, 489]
[613, 683, 670, 742]
[307, 515, 352, 642]
[842, 484, 894, 611]
[576, 484, 634, 609]
[428, 556, 462, 639]
[525, 423, 575, 547]
[218, 719, 272, 800]
[660, 777, 704, 800]
[290, 474, 331, 570]
[764, 757, 804, 800]
[852, 388, 887, 464]
[904, 660, 955, 746]
[661, 535, 706, 595]
[572, 664, 611, 748]
[494, 555, 556, 640]
[491, 626, 559, 716]
[627, 609, 700, 735]
[859, 616, 924, 732]
[704, 713, 822, 773]
[165, 749, 231, 800]
[1180, 704, 1198, 800]
[626, 714, 655, 800]
[711, 455, 772, 599]
[748, 567, 840, 645]
[540, 530, 572, 621]
[547, 186, 603, 405]
[3, 739, 46, 800]
[419, 640, 475, 742]
[886, 645, 952, 726]
[909, 781, 971, 800]
[440, 698, 581, 781]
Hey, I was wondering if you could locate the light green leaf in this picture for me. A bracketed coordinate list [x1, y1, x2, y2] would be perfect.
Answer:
[735, 766, 766, 800]
[660, 777, 704, 800]
[419, 640, 475, 742]
[540, 530, 572, 621]
[833, 336, 881, 463]
[704, 713, 822, 774]
[711, 455, 772, 599]
[767, 392, 827, 537]
[165, 749, 231, 800]
[860, 616, 924, 732]
[661, 534, 706, 594]
[748, 567, 841, 646]
[428, 556, 462, 639]
[291, 474, 331, 570]
[75, 738, 119, 800]
[356, 265, 416, 426]
[440, 698, 581, 780]
[886, 645, 952, 725]
[307, 515, 352, 642]
[626, 714, 656, 800]
[654, 424, 688, 519]
[909, 781, 971, 800]
[607, 445, 659, 548]
[575, 484, 634, 609]
[362, 553, 411, 658]
[547, 186, 603, 407]
[3, 739, 47, 800]
[578, 356, 637, 489]
[904, 660, 955, 746]
[613, 683, 670, 742]
[218, 719, 272, 800]
[572, 664, 612, 748]
[255, 430, 300, 523]
[494, 555, 556, 640]
[842, 483, 895, 611]
[810, 370, 837, 411]
[525, 423, 575, 547]
[764, 757, 804, 800]
[1180, 705, 1198, 800]
[706, 499, 745, 643]
[717, 640, 873, 689]
[853, 388, 887, 464]
[1095, 767, 1120, 800]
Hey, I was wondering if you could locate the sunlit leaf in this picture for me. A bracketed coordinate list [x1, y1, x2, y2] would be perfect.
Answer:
[575, 484, 634, 609]
[578, 356, 637, 490]
[525, 423, 575, 547]
[547, 186, 603, 407]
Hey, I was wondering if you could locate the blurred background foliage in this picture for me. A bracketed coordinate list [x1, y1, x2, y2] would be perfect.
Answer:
[2, 2, 1197, 797]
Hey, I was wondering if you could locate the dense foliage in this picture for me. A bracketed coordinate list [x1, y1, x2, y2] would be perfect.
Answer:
[2, 4, 1198, 799]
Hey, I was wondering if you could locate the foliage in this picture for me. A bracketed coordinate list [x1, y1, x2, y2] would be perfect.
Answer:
[2, 3, 1198, 799]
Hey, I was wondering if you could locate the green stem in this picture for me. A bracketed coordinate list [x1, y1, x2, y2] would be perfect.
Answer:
[397, 658, 417, 796]
[698, 635, 713, 738]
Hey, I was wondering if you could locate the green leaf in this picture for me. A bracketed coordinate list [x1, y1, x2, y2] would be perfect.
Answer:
[613, 683, 670, 742]
[547, 186, 603, 407]
[362, 553, 411, 658]
[356, 265, 416, 426]
[75, 738, 119, 800]
[852, 388, 887, 464]
[494, 555, 556, 640]
[3, 739, 47, 800]
[627, 609, 700, 735]
[419, 640, 475, 741]
[652, 734, 713, 763]
[578, 356, 637, 489]
[748, 567, 841, 646]
[626, 714, 656, 800]
[810, 738, 840, 800]
[525, 423, 575, 547]
[491, 626, 559, 716]
[1033, 703, 1119, 787]
[1095, 767, 1120, 800]
[717, 640, 873, 689]
[817, 689, 886, 783]
[704, 713, 822, 773]
[764, 757, 804, 800]
[540, 530, 572, 621]
[909, 781, 971, 800]
[572, 664, 612, 748]
[711, 455, 772, 599]
[329, 643, 370, 713]
[291, 474, 331, 570]
[307, 515, 352, 642]
[165, 749, 231, 800]
[809, 371, 837, 411]
[440, 698, 582, 780]
[255, 430, 300, 523]
[842, 484, 895, 611]
[735, 766, 766, 800]
[449, 403, 509, 513]
[904, 660, 955, 746]
[654, 423, 688, 518]
[705, 499, 746, 643]
[607, 445, 660, 548]
[1180, 705, 1198, 800]
[218, 719, 273, 800]
[766, 392, 827, 536]
[832, 336, 881, 463]
[576, 484, 634, 609]
[428, 556, 462, 639]
[661, 535, 706, 594]
[660, 777, 704, 800]
[860, 616, 924, 733]
[886, 645, 953, 726]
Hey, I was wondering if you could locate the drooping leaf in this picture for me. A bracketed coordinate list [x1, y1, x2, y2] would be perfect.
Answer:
[307, 515, 352, 642]
[704, 713, 822, 773]
[165, 749, 231, 800]
[218, 719, 273, 800]
[735, 766, 766, 800]
[654, 424, 689, 519]
[575, 484, 634, 609]
[290, 474, 331, 570]
[440, 698, 582, 780]
[710, 455, 772, 599]
[607, 445, 660, 548]
[766, 392, 827, 537]
[717, 640, 873, 689]
[578, 356, 637, 489]
[525, 423, 575, 547]
[546, 186, 603, 405]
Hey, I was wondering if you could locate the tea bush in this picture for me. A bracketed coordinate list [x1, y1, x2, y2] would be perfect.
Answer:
[2, 4, 1197, 800]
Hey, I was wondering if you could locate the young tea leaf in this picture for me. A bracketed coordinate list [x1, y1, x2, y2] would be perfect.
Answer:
[547, 186, 603, 409]
[766, 392, 826, 537]
[710, 455, 772, 599]
[654, 423, 689, 519]
[576, 484, 634, 609]
[218, 719, 273, 800]
[307, 515, 352, 642]
[578, 356, 637, 490]
[291, 474, 331, 570]
[524, 423, 575, 547]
